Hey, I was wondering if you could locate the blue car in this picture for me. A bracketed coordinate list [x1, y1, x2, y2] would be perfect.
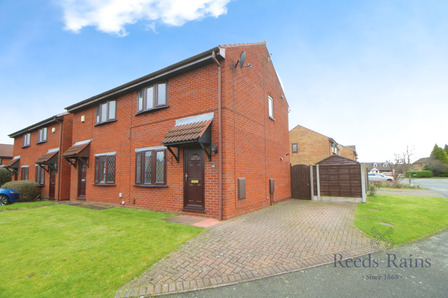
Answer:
[0, 188, 20, 206]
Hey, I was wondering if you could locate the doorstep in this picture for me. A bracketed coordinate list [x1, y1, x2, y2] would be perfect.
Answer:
[164, 215, 221, 228]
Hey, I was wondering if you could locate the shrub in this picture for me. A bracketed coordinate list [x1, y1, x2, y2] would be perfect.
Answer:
[0, 168, 12, 186]
[405, 170, 433, 178]
[1, 180, 41, 201]
[368, 183, 378, 196]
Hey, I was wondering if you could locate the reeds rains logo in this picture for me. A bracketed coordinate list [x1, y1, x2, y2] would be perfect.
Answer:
[370, 227, 394, 249]
[333, 226, 431, 269]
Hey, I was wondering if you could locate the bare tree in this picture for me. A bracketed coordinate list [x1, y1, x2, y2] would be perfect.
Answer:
[387, 145, 414, 183]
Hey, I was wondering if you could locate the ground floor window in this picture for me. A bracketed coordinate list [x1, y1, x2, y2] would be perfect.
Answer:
[94, 153, 116, 185]
[135, 147, 166, 186]
[35, 165, 45, 185]
[21, 166, 29, 180]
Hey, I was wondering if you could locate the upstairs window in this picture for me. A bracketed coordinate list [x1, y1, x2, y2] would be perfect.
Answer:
[292, 143, 298, 153]
[96, 100, 116, 124]
[37, 127, 47, 143]
[94, 153, 116, 185]
[35, 165, 45, 185]
[135, 148, 166, 186]
[268, 96, 274, 120]
[23, 133, 30, 147]
[137, 82, 168, 113]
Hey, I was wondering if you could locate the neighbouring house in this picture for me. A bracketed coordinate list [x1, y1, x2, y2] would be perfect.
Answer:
[0, 144, 13, 166]
[289, 125, 357, 166]
[6, 113, 73, 200]
[363, 162, 392, 174]
[55, 42, 290, 220]
[413, 157, 430, 170]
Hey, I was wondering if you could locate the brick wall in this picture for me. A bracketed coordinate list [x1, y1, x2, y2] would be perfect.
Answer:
[10, 114, 72, 200]
[340, 145, 357, 161]
[66, 43, 291, 220]
[290, 125, 332, 165]
[220, 44, 291, 219]
[290, 125, 357, 166]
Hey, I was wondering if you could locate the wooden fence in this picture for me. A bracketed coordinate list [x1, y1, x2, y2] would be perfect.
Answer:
[291, 156, 367, 202]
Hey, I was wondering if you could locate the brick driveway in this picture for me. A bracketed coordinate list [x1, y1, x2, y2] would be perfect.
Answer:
[116, 200, 377, 297]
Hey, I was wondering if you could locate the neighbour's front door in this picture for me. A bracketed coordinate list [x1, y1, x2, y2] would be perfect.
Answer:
[49, 169, 56, 200]
[184, 147, 205, 212]
[78, 162, 87, 199]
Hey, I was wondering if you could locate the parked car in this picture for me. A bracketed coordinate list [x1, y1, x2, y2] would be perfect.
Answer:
[382, 172, 394, 178]
[0, 188, 20, 206]
[368, 173, 394, 182]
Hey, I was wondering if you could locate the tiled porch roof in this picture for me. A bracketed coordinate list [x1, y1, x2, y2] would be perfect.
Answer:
[62, 140, 91, 158]
[162, 120, 212, 146]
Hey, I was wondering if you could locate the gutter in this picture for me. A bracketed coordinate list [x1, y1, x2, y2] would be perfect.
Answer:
[212, 50, 224, 221]
[53, 116, 64, 202]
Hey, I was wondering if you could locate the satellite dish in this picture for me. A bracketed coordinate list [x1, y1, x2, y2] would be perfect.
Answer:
[234, 51, 252, 68]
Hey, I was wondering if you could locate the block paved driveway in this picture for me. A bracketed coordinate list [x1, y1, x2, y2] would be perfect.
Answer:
[116, 200, 377, 297]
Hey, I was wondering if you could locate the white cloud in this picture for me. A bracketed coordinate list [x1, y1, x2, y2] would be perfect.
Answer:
[60, 0, 230, 36]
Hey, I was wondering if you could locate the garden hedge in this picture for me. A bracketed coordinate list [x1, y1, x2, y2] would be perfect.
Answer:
[1, 180, 41, 201]
[405, 170, 433, 178]
[0, 168, 12, 186]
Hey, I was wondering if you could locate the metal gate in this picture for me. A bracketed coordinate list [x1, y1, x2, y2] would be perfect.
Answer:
[291, 164, 311, 200]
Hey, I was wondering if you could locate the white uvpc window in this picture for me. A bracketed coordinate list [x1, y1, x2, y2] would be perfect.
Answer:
[268, 96, 274, 119]
[37, 127, 47, 143]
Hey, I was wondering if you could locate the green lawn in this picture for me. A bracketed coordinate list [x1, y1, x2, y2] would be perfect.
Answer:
[0, 205, 203, 297]
[355, 194, 448, 245]
[0, 201, 56, 211]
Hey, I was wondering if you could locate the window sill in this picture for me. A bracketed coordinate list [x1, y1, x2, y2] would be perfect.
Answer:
[37, 141, 47, 145]
[135, 105, 169, 116]
[269, 116, 275, 121]
[134, 184, 168, 188]
[37, 184, 45, 188]
[22, 145, 30, 148]
[94, 119, 117, 127]
[94, 183, 116, 187]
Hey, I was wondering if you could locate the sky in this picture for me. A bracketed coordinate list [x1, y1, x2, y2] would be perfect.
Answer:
[0, 0, 447, 162]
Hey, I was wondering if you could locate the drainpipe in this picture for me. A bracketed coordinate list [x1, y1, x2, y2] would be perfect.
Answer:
[212, 51, 223, 220]
[54, 116, 63, 202]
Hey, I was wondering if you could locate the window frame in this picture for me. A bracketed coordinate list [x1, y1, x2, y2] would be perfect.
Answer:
[292, 143, 298, 153]
[21, 166, 29, 180]
[135, 147, 167, 187]
[35, 165, 45, 186]
[136, 82, 168, 114]
[23, 133, 31, 147]
[94, 153, 116, 185]
[268, 95, 274, 120]
[37, 127, 47, 144]
[96, 100, 117, 125]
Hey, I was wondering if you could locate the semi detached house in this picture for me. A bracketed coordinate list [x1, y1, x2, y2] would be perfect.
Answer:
[9, 43, 291, 220]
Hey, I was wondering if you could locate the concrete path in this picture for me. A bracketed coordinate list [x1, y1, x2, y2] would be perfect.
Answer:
[116, 200, 377, 297]
[401, 178, 448, 197]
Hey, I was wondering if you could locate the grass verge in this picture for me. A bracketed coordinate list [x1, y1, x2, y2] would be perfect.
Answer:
[355, 194, 448, 245]
[0, 205, 203, 297]
[0, 201, 56, 211]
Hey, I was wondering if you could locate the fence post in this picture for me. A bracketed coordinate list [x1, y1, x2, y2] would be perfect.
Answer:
[316, 164, 321, 200]
[360, 164, 367, 203]
[309, 165, 314, 200]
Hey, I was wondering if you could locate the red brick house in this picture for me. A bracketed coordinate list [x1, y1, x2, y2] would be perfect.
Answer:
[0, 144, 13, 166]
[290, 125, 357, 166]
[61, 42, 290, 220]
[6, 113, 73, 200]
